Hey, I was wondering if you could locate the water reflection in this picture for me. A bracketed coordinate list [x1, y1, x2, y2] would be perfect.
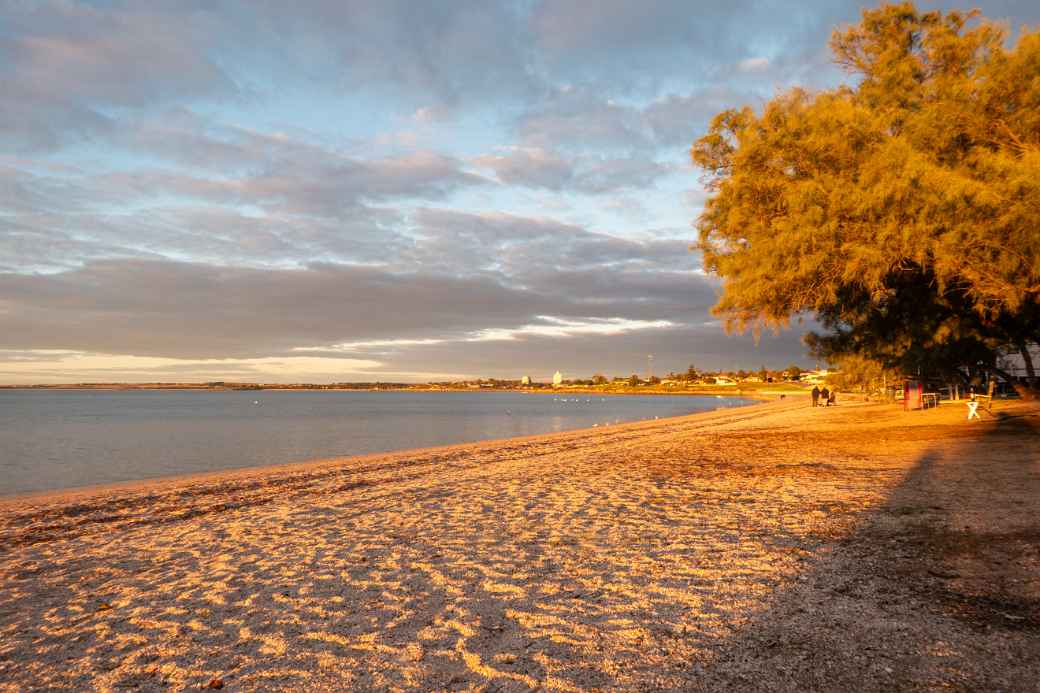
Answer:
[0, 390, 754, 495]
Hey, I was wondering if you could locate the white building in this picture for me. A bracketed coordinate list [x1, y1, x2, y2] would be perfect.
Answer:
[999, 345, 1040, 380]
[521, 375, 531, 386]
[552, 371, 563, 387]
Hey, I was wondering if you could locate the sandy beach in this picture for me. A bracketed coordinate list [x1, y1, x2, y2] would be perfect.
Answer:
[1, 398, 1038, 691]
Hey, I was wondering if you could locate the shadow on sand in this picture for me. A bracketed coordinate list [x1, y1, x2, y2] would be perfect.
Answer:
[689, 410, 1040, 691]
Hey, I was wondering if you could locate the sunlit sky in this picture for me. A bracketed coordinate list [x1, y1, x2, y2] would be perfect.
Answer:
[3, 1, 1038, 383]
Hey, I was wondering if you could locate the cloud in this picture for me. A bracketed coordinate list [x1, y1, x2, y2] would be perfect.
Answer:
[469, 317, 674, 342]
[566, 156, 673, 193]
[405, 208, 697, 277]
[412, 106, 450, 124]
[527, 0, 854, 91]
[738, 57, 771, 72]
[517, 90, 650, 151]
[0, 242, 714, 360]
[474, 147, 575, 190]
[514, 86, 766, 156]
[474, 147, 672, 193]
[7, 0, 1032, 156]
[1, 1, 536, 151]
[244, 0, 536, 104]
[298, 316, 676, 353]
[0, 350, 472, 384]
[4, 113, 487, 212]
[0, 260, 549, 358]
[0, 126, 490, 272]
[101, 142, 486, 214]
[3, 155, 694, 273]
[229, 150, 487, 215]
[0, 3, 233, 151]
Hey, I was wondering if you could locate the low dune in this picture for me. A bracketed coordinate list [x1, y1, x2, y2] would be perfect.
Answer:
[1, 398, 1037, 691]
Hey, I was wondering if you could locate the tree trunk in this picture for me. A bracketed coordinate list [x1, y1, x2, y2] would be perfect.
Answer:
[1006, 347, 1039, 400]
[989, 364, 1015, 383]
[1018, 341, 1037, 385]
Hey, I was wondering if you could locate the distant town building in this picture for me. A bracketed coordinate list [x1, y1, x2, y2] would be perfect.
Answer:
[552, 371, 563, 387]
[521, 375, 531, 386]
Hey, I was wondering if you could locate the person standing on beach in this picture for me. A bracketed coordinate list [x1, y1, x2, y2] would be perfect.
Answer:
[811, 385, 820, 407]
[820, 386, 830, 406]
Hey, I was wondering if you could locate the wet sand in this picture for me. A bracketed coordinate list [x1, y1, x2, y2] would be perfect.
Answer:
[1, 398, 1038, 691]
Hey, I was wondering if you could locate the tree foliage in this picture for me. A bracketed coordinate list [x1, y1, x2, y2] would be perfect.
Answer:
[692, 2, 1040, 390]
[825, 354, 899, 393]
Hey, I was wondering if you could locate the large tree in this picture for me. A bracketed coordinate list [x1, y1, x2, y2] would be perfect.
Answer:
[692, 2, 1040, 393]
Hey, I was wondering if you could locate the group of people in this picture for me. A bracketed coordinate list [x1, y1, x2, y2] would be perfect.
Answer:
[811, 385, 836, 407]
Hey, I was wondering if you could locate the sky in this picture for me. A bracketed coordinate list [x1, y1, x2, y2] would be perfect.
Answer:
[2, 1, 1038, 384]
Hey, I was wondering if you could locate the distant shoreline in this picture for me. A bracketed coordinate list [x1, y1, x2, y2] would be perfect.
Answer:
[0, 382, 806, 399]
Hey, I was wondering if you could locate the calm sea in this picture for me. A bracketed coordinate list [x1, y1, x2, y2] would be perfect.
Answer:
[0, 390, 753, 496]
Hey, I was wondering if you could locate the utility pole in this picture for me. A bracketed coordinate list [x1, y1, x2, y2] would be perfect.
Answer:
[647, 354, 653, 381]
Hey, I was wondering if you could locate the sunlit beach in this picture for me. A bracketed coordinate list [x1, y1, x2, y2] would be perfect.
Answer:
[2, 0, 1039, 690]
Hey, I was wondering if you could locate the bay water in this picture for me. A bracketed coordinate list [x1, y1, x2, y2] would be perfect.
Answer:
[0, 389, 753, 496]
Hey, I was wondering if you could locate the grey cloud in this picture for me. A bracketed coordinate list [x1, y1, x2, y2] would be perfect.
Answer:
[517, 268, 710, 319]
[242, 0, 536, 105]
[408, 209, 695, 277]
[0, 2, 234, 151]
[643, 90, 754, 146]
[515, 87, 765, 156]
[0, 249, 715, 361]
[528, 0, 862, 93]
[2, 1, 533, 151]
[4, 159, 684, 277]
[6, 0, 1036, 155]
[109, 111, 291, 172]
[474, 148, 575, 190]
[0, 260, 556, 359]
[225, 151, 486, 216]
[518, 89, 650, 151]
[517, 2, 1040, 151]
[0, 83, 114, 151]
[94, 151, 484, 213]
[570, 157, 673, 193]
[1, 201, 410, 273]
[0, 220, 161, 273]
[475, 147, 672, 193]
[0, 137, 483, 271]
[115, 113, 489, 210]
